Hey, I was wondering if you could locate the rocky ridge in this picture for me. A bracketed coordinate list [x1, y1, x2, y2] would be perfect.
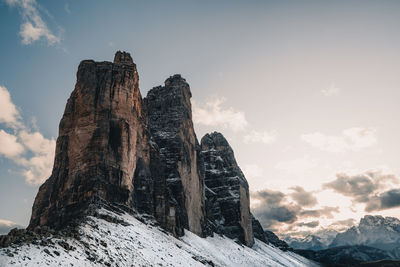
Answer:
[10, 51, 273, 249]
[330, 215, 400, 251]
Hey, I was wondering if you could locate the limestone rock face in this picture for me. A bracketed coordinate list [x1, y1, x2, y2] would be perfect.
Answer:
[201, 132, 254, 247]
[29, 51, 260, 247]
[29, 51, 154, 229]
[144, 75, 206, 237]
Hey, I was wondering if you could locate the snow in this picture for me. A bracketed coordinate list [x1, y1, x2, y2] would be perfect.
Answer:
[0, 209, 319, 266]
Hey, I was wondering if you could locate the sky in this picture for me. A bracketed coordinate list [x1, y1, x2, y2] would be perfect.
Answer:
[1, 0, 400, 238]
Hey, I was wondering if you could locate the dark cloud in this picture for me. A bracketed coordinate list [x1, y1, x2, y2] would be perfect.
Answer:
[251, 189, 337, 230]
[251, 189, 299, 228]
[381, 189, 400, 208]
[323, 170, 400, 212]
[252, 189, 285, 206]
[323, 173, 376, 202]
[296, 221, 319, 228]
[289, 186, 318, 207]
[365, 189, 400, 212]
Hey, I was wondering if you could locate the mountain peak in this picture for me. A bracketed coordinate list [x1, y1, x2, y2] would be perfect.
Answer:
[113, 50, 133, 64]
[360, 215, 400, 227]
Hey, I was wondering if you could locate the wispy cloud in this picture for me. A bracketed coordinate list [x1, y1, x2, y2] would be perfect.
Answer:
[321, 83, 340, 96]
[193, 97, 278, 146]
[64, 3, 71, 14]
[192, 97, 248, 132]
[301, 127, 377, 153]
[243, 130, 277, 144]
[0, 85, 55, 185]
[5, 0, 61, 45]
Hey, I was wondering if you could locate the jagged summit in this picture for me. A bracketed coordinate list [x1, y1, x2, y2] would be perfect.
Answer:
[2, 51, 295, 254]
[359, 215, 400, 227]
[113, 50, 134, 64]
[0, 51, 323, 266]
[330, 215, 400, 250]
[144, 71, 205, 237]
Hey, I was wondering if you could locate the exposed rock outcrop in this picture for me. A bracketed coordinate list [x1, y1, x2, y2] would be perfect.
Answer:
[252, 215, 269, 244]
[29, 51, 154, 229]
[28, 51, 266, 248]
[264, 230, 292, 251]
[201, 132, 254, 246]
[144, 75, 206, 237]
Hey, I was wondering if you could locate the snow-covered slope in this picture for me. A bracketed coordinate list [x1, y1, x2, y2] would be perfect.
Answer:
[0, 209, 318, 266]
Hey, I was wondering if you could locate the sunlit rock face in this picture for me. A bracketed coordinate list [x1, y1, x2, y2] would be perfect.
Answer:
[144, 75, 206, 237]
[201, 132, 254, 246]
[29, 51, 156, 229]
[28, 51, 260, 247]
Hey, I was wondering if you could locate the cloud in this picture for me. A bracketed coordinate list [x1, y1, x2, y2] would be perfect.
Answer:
[0, 86, 55, 185]
[0, 130, 24, 158]
[251, 188, 337, 231]
[289, 186, 318, 207]
[0, 86, 21, 128]
[321, 83, 340, 96]
[364, 189, 400, 212]
[299, 206, 339, 219]
[192, 98, 247, 132]
[251, 189, 299, 228]
[330, 218, 356, 228]
[16, 130, 55, 185]
[324, 169, 400, 212]
[5, 0, 61, 45]
[296, 221, 320, 228]
[301, 127, 377, 153]
[275, 156, 318, 175]
[19, 130, 55, 155]
[243, 130, 277, 144]
[0, 219, 23, 234]
[64, 3, 70, 14]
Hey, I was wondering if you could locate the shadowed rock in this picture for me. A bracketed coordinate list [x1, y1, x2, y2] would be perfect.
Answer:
[201, 132, 254, 246]
[28, 52, 259, 248]
[29, 52, 154, 229]
[144, 74, 206, 237]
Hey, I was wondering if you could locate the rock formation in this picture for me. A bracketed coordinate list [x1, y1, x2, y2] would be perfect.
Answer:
[201, 132, 254, 246]
[145, 75, 206, 237]
[28, 51, 269, 247]
[29, 51, 154, 229]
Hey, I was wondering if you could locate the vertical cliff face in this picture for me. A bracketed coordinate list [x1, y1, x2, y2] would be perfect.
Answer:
[29, 52, 154, 228]
[29, 51, 262, 247]
[201, 132, 254, 247]
[144, 75, 206, 237]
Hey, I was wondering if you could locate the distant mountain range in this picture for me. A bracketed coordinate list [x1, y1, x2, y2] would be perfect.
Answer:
[286, 215, 400, 266]
[284, 229, 338, 251]
[286, 215, 400, 252]
[331, 215, 400, 251]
